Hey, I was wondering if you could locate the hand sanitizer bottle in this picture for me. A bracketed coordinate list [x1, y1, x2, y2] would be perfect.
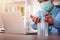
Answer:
[37, 11, 48, 36]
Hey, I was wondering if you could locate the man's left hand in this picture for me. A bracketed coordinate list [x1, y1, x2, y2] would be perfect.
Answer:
[44, 12, 54, 25]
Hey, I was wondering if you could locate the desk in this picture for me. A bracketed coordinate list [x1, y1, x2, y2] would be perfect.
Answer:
[0, 33, 60, 40]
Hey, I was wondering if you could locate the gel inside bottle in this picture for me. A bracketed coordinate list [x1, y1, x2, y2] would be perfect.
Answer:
[37, 11, 48, 36]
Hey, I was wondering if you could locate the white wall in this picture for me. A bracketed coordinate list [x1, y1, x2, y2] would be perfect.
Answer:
[0, 1, 26, 34]
[1, 12, 26, 34]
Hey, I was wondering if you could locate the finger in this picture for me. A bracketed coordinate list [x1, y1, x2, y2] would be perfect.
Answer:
[30, 15, 33, 18]
[32, 16, 35, 21]
[44, 12, 50, 16]
[44, 17, 48, 22]
[37, 19, 40, 23]
[30, 16, 37, 24]
[34, 17, 39, 23]
[45, 15, 52, 19]
[36, 18, 40, 23]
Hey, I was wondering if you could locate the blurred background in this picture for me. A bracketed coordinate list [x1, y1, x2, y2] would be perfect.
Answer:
[0, 0, 60, 34]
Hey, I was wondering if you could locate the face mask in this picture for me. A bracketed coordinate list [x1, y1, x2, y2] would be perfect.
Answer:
[40, 1, 52, 11]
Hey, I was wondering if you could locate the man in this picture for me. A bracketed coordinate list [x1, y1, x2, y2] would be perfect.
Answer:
[30, 0, 60, 33]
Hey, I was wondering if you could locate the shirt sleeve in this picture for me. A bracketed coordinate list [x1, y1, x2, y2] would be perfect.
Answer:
[52, 11, 60, 30]
[30, 21, 37, 30]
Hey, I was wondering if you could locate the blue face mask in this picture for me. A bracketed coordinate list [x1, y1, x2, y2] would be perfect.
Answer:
[40, 1, 52, 11]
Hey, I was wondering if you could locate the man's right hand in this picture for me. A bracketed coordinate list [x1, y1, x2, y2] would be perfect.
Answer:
[30, 15, 40, 24]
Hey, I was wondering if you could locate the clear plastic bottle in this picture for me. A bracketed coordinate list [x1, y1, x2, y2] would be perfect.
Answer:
[37, 11, 48, 36]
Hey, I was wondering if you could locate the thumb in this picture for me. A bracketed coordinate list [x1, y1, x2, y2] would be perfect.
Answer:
[44, 17, 48, 22]
[30, 15, 33, 18]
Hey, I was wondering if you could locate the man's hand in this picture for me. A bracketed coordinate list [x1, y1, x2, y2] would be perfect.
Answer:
[44, 12, 54, 25]
[30, 15, 40, 24]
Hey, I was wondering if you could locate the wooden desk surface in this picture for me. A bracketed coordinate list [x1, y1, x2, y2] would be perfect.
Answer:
[0, 33, 60, 40]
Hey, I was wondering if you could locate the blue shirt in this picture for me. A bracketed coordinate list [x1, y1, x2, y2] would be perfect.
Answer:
[30, 7, 60, 33]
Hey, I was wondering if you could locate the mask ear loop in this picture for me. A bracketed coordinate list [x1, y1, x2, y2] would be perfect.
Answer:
[49, 0, 54, 8]
[47, 0, 53, 9]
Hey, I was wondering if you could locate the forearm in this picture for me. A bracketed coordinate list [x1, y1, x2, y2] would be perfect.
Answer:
[53, 19, 60, 30]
